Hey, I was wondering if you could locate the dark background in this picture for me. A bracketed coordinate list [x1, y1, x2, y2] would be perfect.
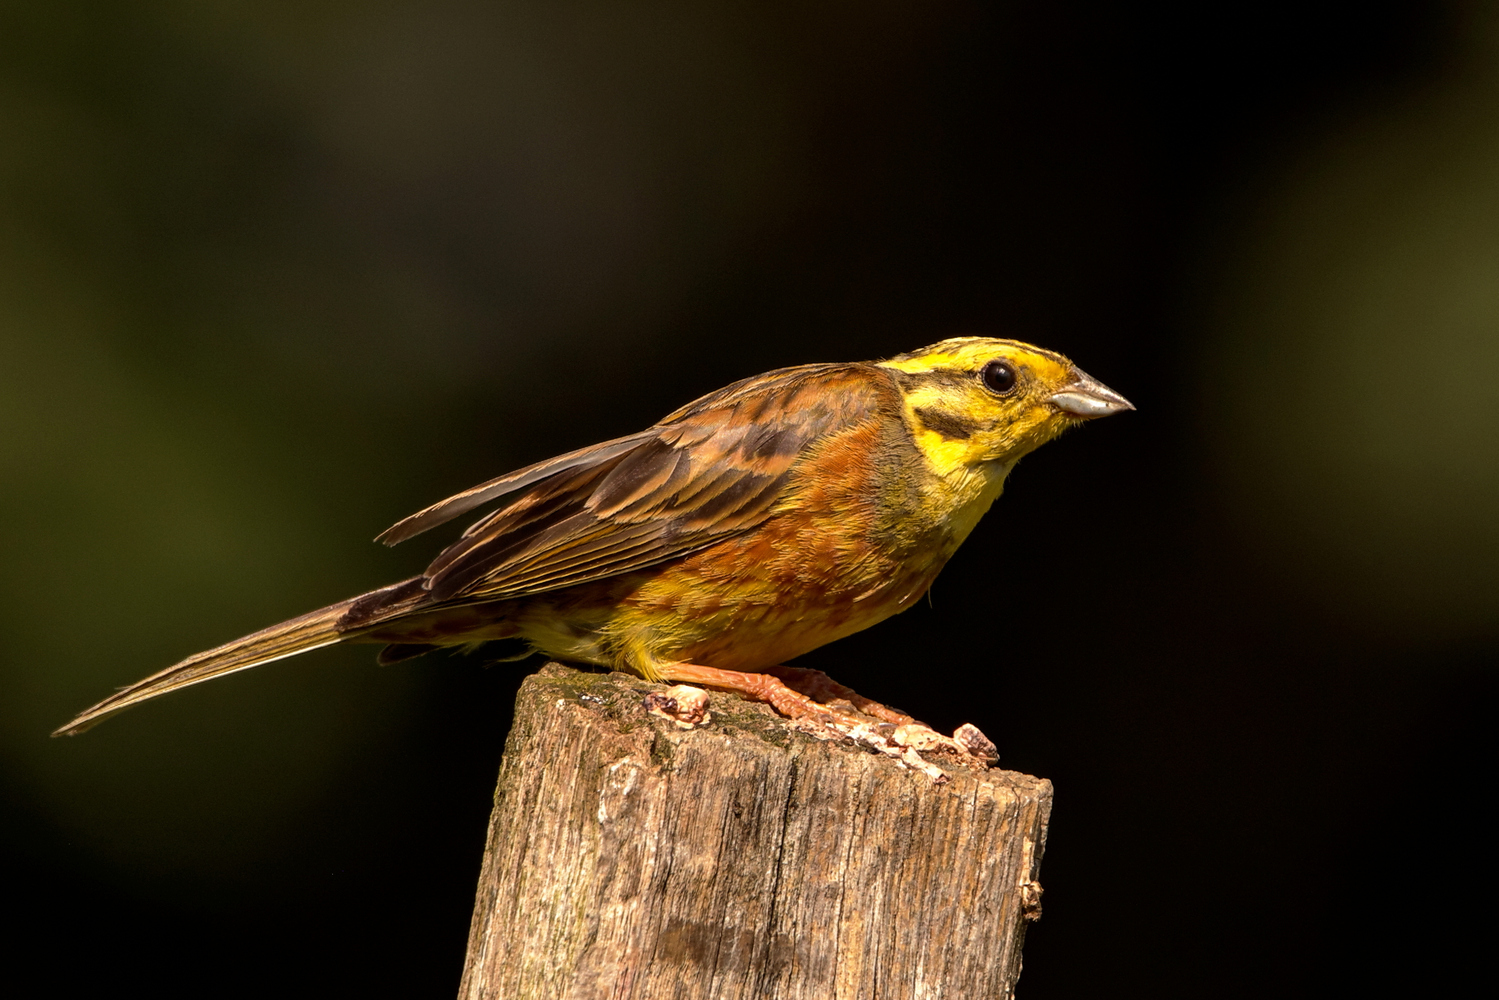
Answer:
[3, 2, 1494, 997]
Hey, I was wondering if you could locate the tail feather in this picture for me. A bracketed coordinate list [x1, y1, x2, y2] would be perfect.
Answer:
[54, 598, 361, 737]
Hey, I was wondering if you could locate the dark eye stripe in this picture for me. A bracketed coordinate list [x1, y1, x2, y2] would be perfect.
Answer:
[886, 368, 974, 394]
[913, 406, 978, 440]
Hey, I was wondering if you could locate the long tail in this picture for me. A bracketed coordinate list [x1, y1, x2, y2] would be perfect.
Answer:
[54, 597, 366, 736]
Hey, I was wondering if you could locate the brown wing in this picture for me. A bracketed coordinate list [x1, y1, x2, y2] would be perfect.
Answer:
[374, 430, 660, 546]
[357, 362, 884, 618]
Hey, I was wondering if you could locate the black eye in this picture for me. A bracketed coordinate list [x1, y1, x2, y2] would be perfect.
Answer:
[980, 360, 1017, 394]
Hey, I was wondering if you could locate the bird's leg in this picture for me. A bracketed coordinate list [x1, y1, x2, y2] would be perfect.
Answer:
[759, 665, 918, 726]
[759, 666, 1000, 763]
[653, 663, 869, 727]
[654, 663, 991, 781]
[652, 663, 995, 774]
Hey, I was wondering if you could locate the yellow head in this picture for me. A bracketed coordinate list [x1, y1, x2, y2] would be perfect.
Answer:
[878, 337, 1134, 477]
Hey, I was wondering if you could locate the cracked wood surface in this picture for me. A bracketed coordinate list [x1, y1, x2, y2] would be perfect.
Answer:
[458, 664, 1052, 1000]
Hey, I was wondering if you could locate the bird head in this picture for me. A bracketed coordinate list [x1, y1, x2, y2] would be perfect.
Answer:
[877, 337, 1134, 476]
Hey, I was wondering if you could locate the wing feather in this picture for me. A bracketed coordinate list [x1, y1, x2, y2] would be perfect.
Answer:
[375, 430, 658, 545]
[359, 362, 884, 620]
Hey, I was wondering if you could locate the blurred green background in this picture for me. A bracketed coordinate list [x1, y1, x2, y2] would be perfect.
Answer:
[3, 2, 1493, 997]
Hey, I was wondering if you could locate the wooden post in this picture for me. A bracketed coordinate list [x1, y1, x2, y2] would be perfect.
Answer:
[459, 663, 1052, 1000]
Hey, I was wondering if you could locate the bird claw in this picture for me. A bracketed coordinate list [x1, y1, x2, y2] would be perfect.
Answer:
[648, 663, 998, 780]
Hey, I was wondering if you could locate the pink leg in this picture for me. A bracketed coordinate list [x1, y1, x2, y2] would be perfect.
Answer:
[761, 666, 918, 726]
[655, 662, 894, 729]
[652, 663, 997, 776]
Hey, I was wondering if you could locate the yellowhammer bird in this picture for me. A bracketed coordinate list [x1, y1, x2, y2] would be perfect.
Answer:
[54, 338, 1131, 738]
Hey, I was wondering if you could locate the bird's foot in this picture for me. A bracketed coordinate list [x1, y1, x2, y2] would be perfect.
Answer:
[653, 663, 998, 781]
[760, 665, 918, 725]
[765, 666, 998, 765]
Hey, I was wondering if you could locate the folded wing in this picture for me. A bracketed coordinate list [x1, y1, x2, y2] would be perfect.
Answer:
[350, 362, 879, 622]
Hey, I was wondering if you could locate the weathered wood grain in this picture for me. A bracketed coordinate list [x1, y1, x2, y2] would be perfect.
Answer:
[459, 663, 1051, 1000]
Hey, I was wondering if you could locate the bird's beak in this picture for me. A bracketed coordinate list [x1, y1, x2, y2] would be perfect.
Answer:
[1048, 368, 1135, 418]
